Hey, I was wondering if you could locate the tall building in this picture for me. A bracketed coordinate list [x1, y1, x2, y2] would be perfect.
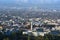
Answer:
[31, 22, 33, 30]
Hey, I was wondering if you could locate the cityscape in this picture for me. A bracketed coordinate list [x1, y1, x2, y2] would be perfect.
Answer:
[0, 0, 60, 40]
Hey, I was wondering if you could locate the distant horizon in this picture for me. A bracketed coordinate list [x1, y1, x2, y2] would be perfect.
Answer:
[0, 0, 60, 10]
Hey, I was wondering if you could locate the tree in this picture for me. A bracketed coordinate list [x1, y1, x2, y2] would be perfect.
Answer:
[45, 36, 49, 40]
[28, 36, 30, 40]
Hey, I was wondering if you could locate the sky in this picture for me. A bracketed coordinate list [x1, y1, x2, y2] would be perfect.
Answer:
[0, 0, 60, 4]
[4, 0, 60, 3]
[0, 0, 60, 9]
[0, 0, 60, 5]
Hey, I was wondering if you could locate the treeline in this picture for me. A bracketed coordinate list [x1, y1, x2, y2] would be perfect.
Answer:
[0, 30, 60, 40]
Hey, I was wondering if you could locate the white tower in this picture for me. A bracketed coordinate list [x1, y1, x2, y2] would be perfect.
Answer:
[31, 22, 33, 30]
[29, 19, 33, 31]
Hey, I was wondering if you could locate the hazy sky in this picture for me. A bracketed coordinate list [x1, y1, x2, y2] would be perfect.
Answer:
[0, 0, 60, 4]
[0, 0, 60, 9]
